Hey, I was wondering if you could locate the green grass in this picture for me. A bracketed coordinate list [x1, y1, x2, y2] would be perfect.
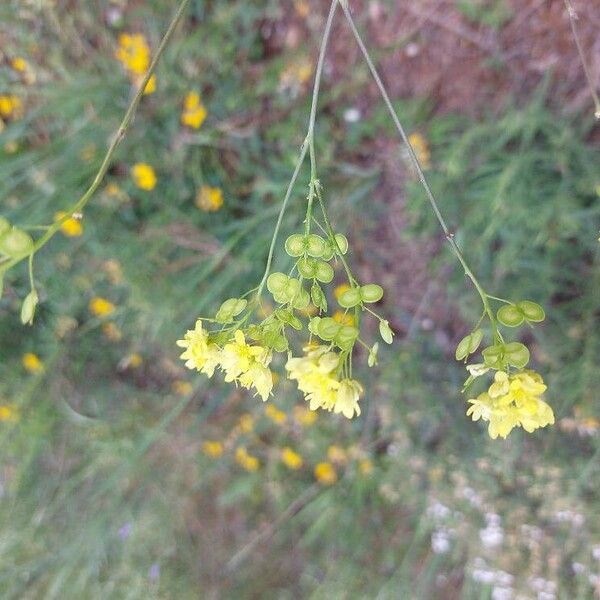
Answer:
[1, 1, 600, 598]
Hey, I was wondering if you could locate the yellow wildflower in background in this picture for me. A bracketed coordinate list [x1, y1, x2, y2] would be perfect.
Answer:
[196, 186, 223, 212]
[235, 446, 259, 472]
[102, 322, 122, 341]
[334, 284, 351, 301]
[89, 297, 115, 318]
[281, 447, 303, 470]
[467, 370, 554, 439]
[333, 310, 355, 327]
[172, 380, 193, 396]
[0, 404, 19, 423]
[293, 405, 317, 426]
[265, 404, 287, 425]
[115, 33, 151, 75]
[11, 57, 28, 72]
[54, 211, 83, 237]
[132, 163, 157, 191]
[408, 132, 431, 170]
[327, 445, 347, 464]
[202, 440, 224, 458]
[136, 73, 157, 95]
[314, 462, 337, 485]
[238, 413, 254, 433]
[181, 92, 207, 129]
[22, 352, 44, 374]
[359, 458, 374, 475]
[0, 95, 23, 119]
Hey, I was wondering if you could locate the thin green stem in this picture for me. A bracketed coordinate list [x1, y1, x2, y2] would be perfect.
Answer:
[0, 0, 191, 277]
[257, 0, 338, 296]
[340, 5, 500, 340]
[28, 254, 35, 290]
[563, 0, 600, 118]
[305, 0, 338, 235]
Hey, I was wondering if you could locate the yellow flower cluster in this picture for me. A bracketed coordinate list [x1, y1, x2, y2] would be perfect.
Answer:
[89, 297, 115, 318]
[54, 211, 83, 237]
[0, 95, 23, 124]
[181, 92, 207, 129]
[235, 446, 259, 471]
[177, 321, 274, 401]
[0, 404, 19, 423]
[22, 352, 44, 374]
[408, 132, 431, 170]
[467, 370, 555, 439]
[131, 163, 157, 191]
[115, 33, 156, 95]
[285, 346, 363, 419]
[195, 185, 223, 212]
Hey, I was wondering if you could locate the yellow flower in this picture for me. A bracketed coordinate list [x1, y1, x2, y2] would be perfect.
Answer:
[176, 319, 222, 378]
[202, 440, 224, 458]
[22, 352, 44, 374]
[0, 95, 23, 119]
[0, 404, 19, 423]
[115, 33, 151, 75]
[333, 283, 351, 300]
[124, 353, 143, 368]
[102, 322, 122, 341]
[238, 413, 254, 433]
[265, 404, 287, 425]
[172, 380, 193, 396]
[467, 370, 554, 439]
[286, 347, 363, 418]
[359, 458, 374, 475]
[11, 57, 28, 72]
[408, 132, 431, 170]
[89, 297, 115, 317]
[293, 405, 317, 426]
[333, 310, 355, 327]
[281, 447, 303, 470]
[131, 163, 157, 191]
[181, 92, 208, 129]
[54, 211, 83, 237]
[220, 330, 273, 401]
[141, 74, 156, 95]
[334, 379, 363, 419]
[314, 462, 337, 485]
[196, 186, 223, 212]
[235, 446, 260, 471]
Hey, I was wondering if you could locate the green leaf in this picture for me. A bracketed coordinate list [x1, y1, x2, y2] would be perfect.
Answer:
[267, 272, 288, 294]
[314, 261, 334, 284]
[338, 288, 361, 309]
[284, 234, 305, 257]
[360, 284, 383, 303]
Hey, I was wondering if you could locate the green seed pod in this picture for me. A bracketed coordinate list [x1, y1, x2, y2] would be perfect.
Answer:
[338, 287, 362, 309]
[306, 234, 327, 258]
[517, 300, 545, 323]
[333, 233, 349, 255]
[504, 342, 530, 369]
[21, 289, 38, 326]
[497, 304, 524, 327]
[368, 343, 379, 367]
[316, 317, 341, 341]
[291, 288, 310, 310]
[288, 314, 303, 331]
[285, 234, 305, 257]
[335, 325, 358, 349]
[0, 216, 11, 237]
[297, 257, 317, 279]
[267, 272, 288, 295]
[379, 320, 394, 345]
[0, 227, 34, 258]
[274, 308, 294, 324]
[321, 243, 335, 261]
[314, 261, 334, 284]
[310, 282, 327, 312]
[482, 345, 505, 369]
[309, 317, 322, 335]
[455, 328, 483, 361]
[273, 335, 289, 353]
[360, 284, 384, 303]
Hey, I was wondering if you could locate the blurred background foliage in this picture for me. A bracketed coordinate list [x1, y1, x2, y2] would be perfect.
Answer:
[0, 0, 599, 598]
